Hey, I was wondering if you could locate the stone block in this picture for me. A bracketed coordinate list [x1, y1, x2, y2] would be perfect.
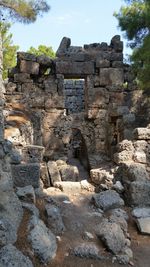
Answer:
[132, 207, 150, 218]
[17, 52, 37, 61]
[59, 165, 79, 181]
[54, 181, 81, 193]
[113, 151, 133, 164]
[45, 95, 65, 109]
[121, 162, 149, 183]
[14, 73, 31, 83]
[47, 161, 61, 185]
[111, 35, 123, 52]
[127, 181, 150, 206]
[136, 218, 150, 234]
[16, 185, 36, 203]
[56, 61, 95, 76]
[92, 190, 124, 211]
[90, 168, 113, 185]
[88, 87, 109, 108]
[40, 163, 51, 188]
[20, 60, 39, 75]
[11, 163, 40, 188]
[100, 68, 124, 86]
[96, 59, 110, 68]
[22, 145, 45, 163]
[133, 151, 147, 164]
[133, 128, 150, 140]
[112, 61, 123, 68]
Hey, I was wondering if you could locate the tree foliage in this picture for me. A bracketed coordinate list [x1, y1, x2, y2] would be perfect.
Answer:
[115, 0, 150, 89]
[28, 44, 55, 58]
[0, 0, 50, 23]
[0, 22, 19, 79]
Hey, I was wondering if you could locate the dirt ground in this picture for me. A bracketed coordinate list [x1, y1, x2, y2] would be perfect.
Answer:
[15, 189, 150, 267]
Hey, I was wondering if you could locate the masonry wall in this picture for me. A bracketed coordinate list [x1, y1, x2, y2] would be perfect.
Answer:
[4, 35, 140, 168]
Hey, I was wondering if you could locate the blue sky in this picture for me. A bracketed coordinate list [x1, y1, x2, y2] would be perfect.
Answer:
[10, 0, 131, 56]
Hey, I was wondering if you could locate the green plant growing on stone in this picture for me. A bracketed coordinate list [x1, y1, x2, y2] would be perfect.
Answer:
[114, 0, 150, 90]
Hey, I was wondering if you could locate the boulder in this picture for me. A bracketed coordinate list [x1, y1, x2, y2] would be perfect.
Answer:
[92, 190, 124, 211]
[96, 219, 126, 254]
[132, 207, 150, 218]
[16, 185, 35, 203]
[0, 244, 33, 267]
[136, 218, 150, 235]
[28, 215, 57, 264]
[47, 161, 61, 185]
[59, 165, 79, 182]
[45, 204, 65, 235]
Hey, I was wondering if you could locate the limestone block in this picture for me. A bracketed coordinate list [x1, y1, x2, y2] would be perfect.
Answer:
[45, 95, 65, 109]
[17, 52, 37, 61]
[112, 61, 123, 68]
[28, 216, 57, 263]
[22, 145, 45, 163]
[56, 61, 94, 75]
[90, 168, 113, 185]
[96, 59, 110, 68]
[45, 204, 65, 235]
[121, 162, 149, 183]
[56, 37, 71, 56]
[43, 110, 64, 129]
[133, 128, 150, 140]
[92, 190, 124, 211]
[59, 165, 79, 182]
[43, 77, 58, 94]
[14, 73, 31, 83]
[20, 60, 39, 75]
[110, 52, 123, 61]
[128, 181, 150, 206]
[47, 161, 61, 185]
[11, 163, 41, 188]
[136, 218, 150, 234]
[37, 55, 53, 66]
[133, 151, 147, 164]
[117, 140, 134, 152]
[88, 87, 109, 108]
[29, 95, 45, 108]
[100, 68, 124, 86]
[40, 163, 51, 188]
[16, 185, 36, 203]
[133, 140, 148, 152]
[114, 151, 133, 164]
[111, 35, 123, 52]
[54, 181, 81, 193]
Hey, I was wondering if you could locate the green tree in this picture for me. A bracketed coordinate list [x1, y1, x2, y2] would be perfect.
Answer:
[0, 0, 50, 95]
[0, 22, 19, 79]
[28, 44, 55, 58]
[115, 0, 150, 89]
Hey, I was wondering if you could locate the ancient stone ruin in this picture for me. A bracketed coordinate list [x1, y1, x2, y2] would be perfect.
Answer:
[0, 36, 150, 266]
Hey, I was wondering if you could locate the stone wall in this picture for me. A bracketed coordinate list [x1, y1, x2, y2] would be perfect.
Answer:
[4, 35, 139, 167]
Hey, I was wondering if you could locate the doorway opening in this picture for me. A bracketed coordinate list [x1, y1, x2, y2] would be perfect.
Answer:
[64, 79, 85, 114]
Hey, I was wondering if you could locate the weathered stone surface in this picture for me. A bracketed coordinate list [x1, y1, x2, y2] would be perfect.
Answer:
[90, 168, 113, 185]
[92, 190, 124, 211]
[133, 128, 150, 140]
[100, 68, 124, 86]
[47, 161, 61, 185]
[0, 190, 23, 246]
[114, 150, 133, 164]
[59, 165, 79, 182]
[20, 60, 39, 75]
[22, 145, 45, 163]
[121, 163, 149, 183]
[28, 215, 57, 264]
[22, 202, 39, 217]
[11, 163, 40, 188]
[14, 73, 31, 83]
[133, 151, 147, 164]
[132, 207, 150, 218]
[0, 244, 33, 267]
[40, 163, 51, 188]
[96, 219, 126, 254]
[45, 204, 65, 235]
[136, 218, 150, 234]
[96, 59, 110, 68]
[56, 37, 71, 56]
[56, 61, 95, 75]
[117, 140, 134, 152]
[73, 243, 103, 260]
[54, 181, 81, 193]
[127, 181, 150, 206]
[16, 185, 35, 203]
